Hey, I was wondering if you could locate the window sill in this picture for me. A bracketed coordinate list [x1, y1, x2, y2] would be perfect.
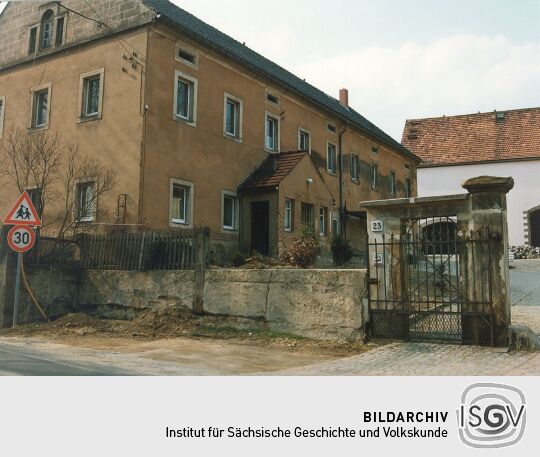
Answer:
[28, 124, 49, 133]
[351, 179, 360, 185]
[77, 114, 102, 124]
[222, 227, 238, 234]
[265, 147, 279, 154]
[174, 116, 197, 128]
[327, 171, 338, 176]
[283, 228, 292, 233]
[224, 133, 242, 143]
[76, 218, 94, 224]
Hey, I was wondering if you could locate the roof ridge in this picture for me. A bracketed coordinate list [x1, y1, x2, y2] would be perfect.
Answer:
[406, 106, 540, 123]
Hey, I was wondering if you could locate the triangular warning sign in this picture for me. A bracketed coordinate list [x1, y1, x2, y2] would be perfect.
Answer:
[3, 191, 42, 227]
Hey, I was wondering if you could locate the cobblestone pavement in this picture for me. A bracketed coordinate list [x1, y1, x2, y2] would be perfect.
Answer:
[274, 343, 540, 376]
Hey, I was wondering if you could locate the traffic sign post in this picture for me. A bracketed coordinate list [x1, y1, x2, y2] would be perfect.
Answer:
[3, 192, 42, 327]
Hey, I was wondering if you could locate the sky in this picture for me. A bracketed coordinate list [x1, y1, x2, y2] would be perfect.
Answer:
[1, 0, 539, 140]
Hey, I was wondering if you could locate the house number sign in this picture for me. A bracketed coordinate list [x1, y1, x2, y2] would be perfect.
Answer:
[371, 220, 384, 232]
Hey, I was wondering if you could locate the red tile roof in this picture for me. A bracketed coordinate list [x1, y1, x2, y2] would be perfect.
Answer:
[402, 107, 540, 167]
[240, 151, 307, 190]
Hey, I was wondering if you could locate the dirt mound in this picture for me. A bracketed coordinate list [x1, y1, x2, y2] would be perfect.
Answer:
[0, 306, 373, 356]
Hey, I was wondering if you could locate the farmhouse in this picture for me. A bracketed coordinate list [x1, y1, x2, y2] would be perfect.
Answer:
[0, 0, 420, 263]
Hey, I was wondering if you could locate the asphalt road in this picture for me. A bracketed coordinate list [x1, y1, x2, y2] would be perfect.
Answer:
[0, 342, 131, 376]
[510, 270, 540, 306]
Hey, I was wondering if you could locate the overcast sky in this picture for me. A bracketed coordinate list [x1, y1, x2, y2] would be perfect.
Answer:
[1, 0, 539, 140]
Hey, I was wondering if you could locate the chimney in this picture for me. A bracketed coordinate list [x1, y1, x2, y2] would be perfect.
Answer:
[339, 88, 349, 108]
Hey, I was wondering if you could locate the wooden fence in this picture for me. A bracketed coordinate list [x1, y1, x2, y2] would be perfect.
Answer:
[78, 229, 208, 271]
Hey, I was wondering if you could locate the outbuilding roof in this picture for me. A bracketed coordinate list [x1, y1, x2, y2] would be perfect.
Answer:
[143, 0, 419, 163]
[402, 107, 540, 167]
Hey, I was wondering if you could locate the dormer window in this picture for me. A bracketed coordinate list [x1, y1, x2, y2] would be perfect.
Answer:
[40, 10, 54, 49]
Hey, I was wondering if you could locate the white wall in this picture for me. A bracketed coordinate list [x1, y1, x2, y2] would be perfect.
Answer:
[417, 160, 540, 245]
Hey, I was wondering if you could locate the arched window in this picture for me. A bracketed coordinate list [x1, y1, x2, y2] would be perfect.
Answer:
[40, 10, 54, 49]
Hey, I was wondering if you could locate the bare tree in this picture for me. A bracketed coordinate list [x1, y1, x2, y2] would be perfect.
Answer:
[0, 128, 117, 239]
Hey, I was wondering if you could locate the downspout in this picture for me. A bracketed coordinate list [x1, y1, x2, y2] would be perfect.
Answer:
[338, 124, 348, 237]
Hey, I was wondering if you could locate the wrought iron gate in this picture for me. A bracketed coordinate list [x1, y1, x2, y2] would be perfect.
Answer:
[367, 217, 495, 345]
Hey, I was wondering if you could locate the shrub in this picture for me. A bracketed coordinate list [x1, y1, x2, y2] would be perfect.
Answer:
[331, 235, 353, 266]
[280, 233, 319, 268]
[232, 252, 247, 267]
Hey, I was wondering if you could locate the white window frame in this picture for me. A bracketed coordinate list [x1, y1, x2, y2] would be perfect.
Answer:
[284, 198, 293, 232]
[331, 211, 340, 235]
[350, 153, 360, 183]
[175, 42, 199, 69]
[327, 142, 337, 174]
[29, 82, 51, 130]
[170, 178, 194, 228]
[54, 13, 67, 46]
[223, 93, 243, 141]
[389, 170, 397, 197]
[173, 70, 198, 126]
[405, 177, 412, 198]
[319, 206, 328, 236]
[371, 146, 379, 155]
[265, 111, 280, 153]
[75, 180, 96, 223]
[78, 68, 104, 122]
[298, 127, 311, 153]
[221, 190, 238, 232]
[27, 25, 38, 55]
[0, 95, 5, 139]
[327, 122, 337, 134]
[371, 162, 379, 190]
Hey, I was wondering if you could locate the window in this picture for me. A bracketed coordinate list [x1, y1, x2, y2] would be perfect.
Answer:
[222, 191, 238, 231]
[76, 181, 95, 222]
[300, 203, 314, 231]
[389, 171, 396, 196]
[170, 180, 193, 225]
[265, 113, 279, 152]
[327, 142, 337, 174]
[0, 96, 4, 139]
[331, 212, 340, 235]
[284, 199, 293, 232]
[40, 10, 54, 50]
[371, 146, 379, 155]
[224, 94, 242, 140]
[405, 177, 412, 198]
[319, 207, 328, 236]
[31, 86, 50, 129]
[327, 123, 337, 134]
[28, 26, 37, 54]
[351, 154, 360, 182]
[370, 163, 379, 190]
[83, 76, 100, 117]
[174, 71, 197, 124]
[298, 128, 310, 152]
[266, 92, 279, 104]
[176, 46, 198, 67]
[55, 16, 65, 46]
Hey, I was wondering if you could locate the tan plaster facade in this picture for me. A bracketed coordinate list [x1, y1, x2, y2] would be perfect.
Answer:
[0, 0, 418, 263]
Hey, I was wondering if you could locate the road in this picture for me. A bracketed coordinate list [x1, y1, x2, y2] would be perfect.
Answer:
[0, 341, 132, 376]
[510, 259, 540, 306]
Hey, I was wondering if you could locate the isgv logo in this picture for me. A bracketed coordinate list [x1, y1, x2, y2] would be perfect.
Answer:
[457, 383, 526, 448]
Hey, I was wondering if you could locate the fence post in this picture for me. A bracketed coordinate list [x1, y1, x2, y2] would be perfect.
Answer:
[193, 227, 209, 314]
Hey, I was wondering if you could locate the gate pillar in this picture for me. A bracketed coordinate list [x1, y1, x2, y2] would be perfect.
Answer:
[462, 176, 514, 346]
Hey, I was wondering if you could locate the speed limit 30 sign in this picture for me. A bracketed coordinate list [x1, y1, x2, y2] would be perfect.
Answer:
[7, 225, 36, 253]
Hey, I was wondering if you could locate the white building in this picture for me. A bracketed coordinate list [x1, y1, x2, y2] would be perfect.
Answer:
[402, 108, 540, 246]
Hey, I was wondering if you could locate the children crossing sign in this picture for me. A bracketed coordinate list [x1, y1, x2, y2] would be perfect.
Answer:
[3, 191, 42, 227]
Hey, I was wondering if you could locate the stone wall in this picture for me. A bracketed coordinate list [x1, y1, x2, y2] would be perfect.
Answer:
[203, 269, 366, 340]
[0, 0, 154, 68]
[79, 270, 196, 315]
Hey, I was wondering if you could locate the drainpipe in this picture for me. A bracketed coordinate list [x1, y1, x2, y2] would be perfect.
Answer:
[338, 124, 348, 237]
